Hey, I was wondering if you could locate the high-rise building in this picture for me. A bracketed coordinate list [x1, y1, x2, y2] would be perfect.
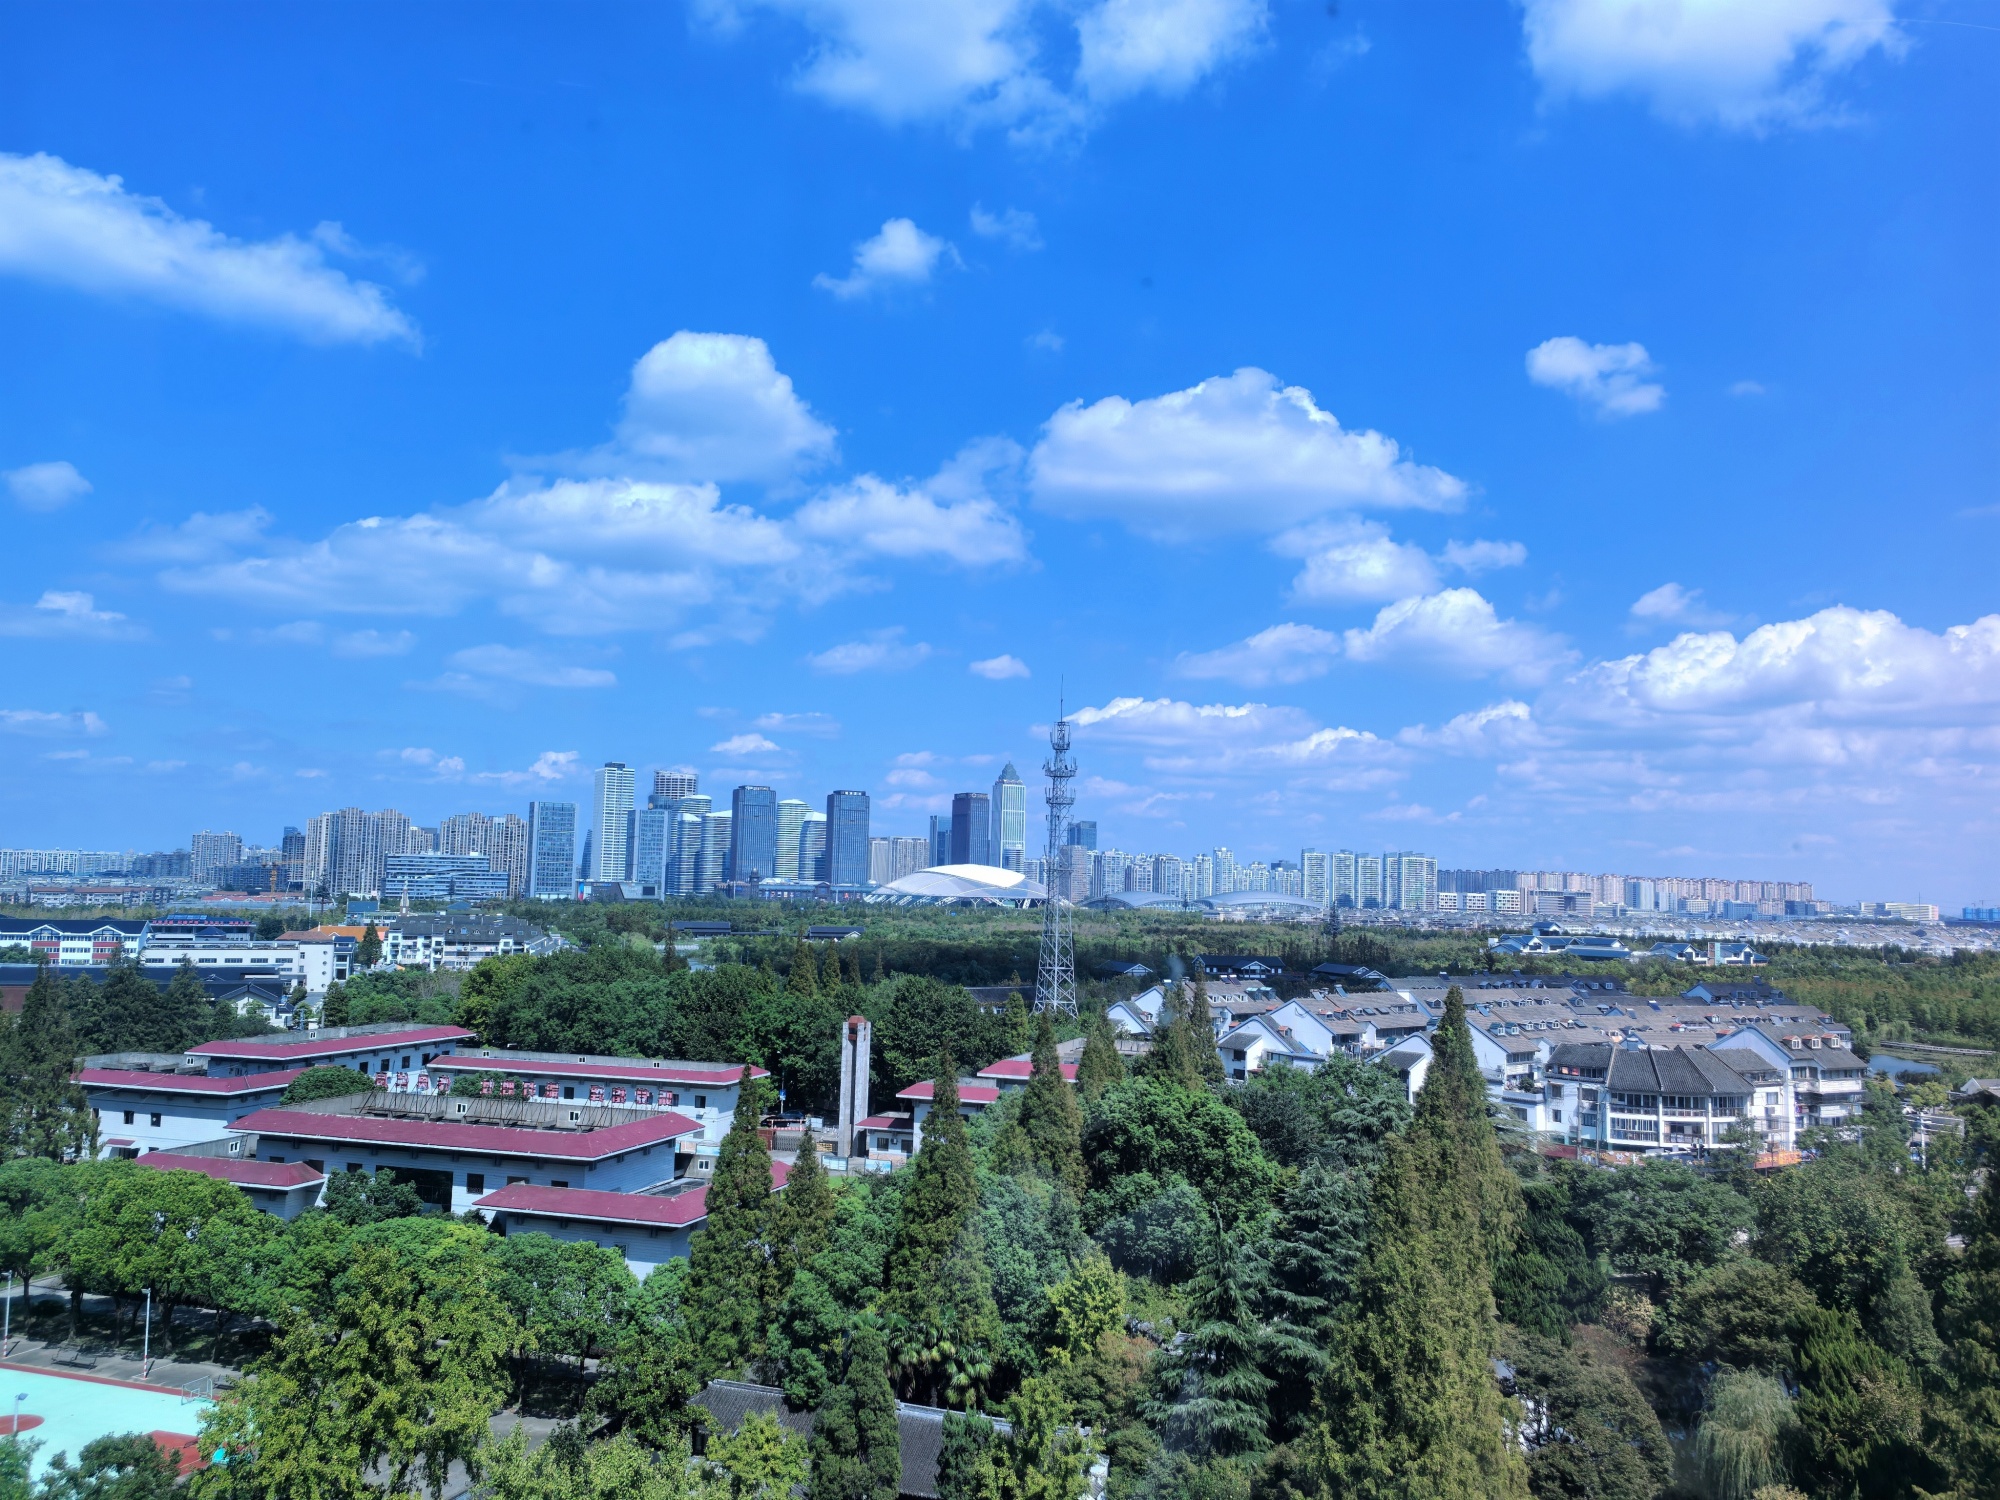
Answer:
[869, 837, 897, 886]
[1332, 850, 1359, 908]
[892, 836, 928, 881]
[592, 763, 635, 882]
[1212, 846, 1236, 895]
[280, 827, 305, 890]
[652, 769, 698, 803]
[487, 813, 528, 897]
[1356, 854, 1384, 909]
[799, 812, 828, 882]
[825, 790, 871, 886]
[190, 830, 242, 886]
[1301, 849, 1330, 908]
[527, 801, 578, 899]
[950, 792, 992, 866]
[1153, 854, 1183, 899]
[669, 802, 709, 894]
[730, 786, 779, 884]
[440, 813, 489, 857]
[1382, 852, 1437, 912]
[1067, 821, 1097, 851]
[929, 814, 952, 867]
[697, 811, 733, 893]
[991, 763, 1027, 872]
[775, 799, 811, 880]
[303, 813, 336, 895]
[1192, 852, 1215, 899]
[628, 806, 674, 891]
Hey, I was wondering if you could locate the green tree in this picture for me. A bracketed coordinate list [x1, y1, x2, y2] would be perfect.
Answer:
[999, 992, 1033, 1058]
[319, 982, 350, 1028]
[1013, 1014, 1085, 1199]
[789, 940, 820, 1001]
[1654, 1259, 1820, 1373]
[163, 959, 212, 1046]
[1694, 1371, 1797, 1500]
[1494, 1172, 1606, 1341]
[1501, 1330, 1672, 1500]
[1080, 1077, 1282, 1234]
[355, 924, 382, 968]
[492, 1232, 637, 1367]
[708, 1411, 810, 1500]
[885, 1065, 980, 1292]
[2, 960, 95, 1161]
[1302, 987, 1528, 1499]
[478, 1426, 721, 1500]
[1044, 1247, 1125, 1369]
[1932, 1164, 2000, 1497]
[322, 1168, 426, 1226]
[1258, 1162, 1372, 1442]
[771, 1268, 847, 1411]
[282, 1066, 372, 1104]
[1181, 967, 1225, 1088]
[35, 1431, 181, 1500]
[808, 1328, 902, 1500]
[1571, 1157, 1753, 1294]
[1144, 1226, 1272, 1458]
[592, 1264, 704, 1450]
[1073, 1014, 1124, 1106]
[83, 961, 176, 1054]
[770, 1133, 836, 1295]
[1786, 1306, 1923, 1500]
[874, 978, 1008, 1097]
[686, 1079, 777, 1378]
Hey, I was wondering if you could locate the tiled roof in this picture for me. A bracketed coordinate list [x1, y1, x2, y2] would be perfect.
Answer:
[433, 1052, 767, 1085]
[855, 1114, 906, 1130]
[896, 1080, 1001, 1105]
[77, 1066, 307, 1096]
[974, 1056, 1080, 1082]
[231, 1104, 700, 1159]
[187, 1025, 473, 1060]
[476, 1161, 790, 1228]
[693, 1381, 1002, 1500]
[1607, 1045, 1754, 1095]
[138, 1153, 325, 1188]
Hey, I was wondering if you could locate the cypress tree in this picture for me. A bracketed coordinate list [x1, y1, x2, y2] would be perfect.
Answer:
[820, 943, 843, 992]
[1935, 1166, 2000, 1495]
[687, 1078, 778, 1377]
[1015, 1013, 1085, 1199]
[90, 960, 172, 1053]
[1000, 991, 1033, 1056]
[887, 1062, 979, 1288]
[1302, 987, 1528, 1499]
[321, 982, 350, 1027]
[809, 1327, 902, 1500]
[1074, 1013, 1124, 1105]
[1146, 1226, 1274, 1458]
[843, 946, 864, 988]
[2, 959, 94, 1160]
[164, 960, 210, 1044]
[789, 939, 820, 1000]
[771, 1130, 837, 1294]
[1139, 985, 1202, 1090]
[1183, 967, 1225, 1087]
[356, 923, 382, 967]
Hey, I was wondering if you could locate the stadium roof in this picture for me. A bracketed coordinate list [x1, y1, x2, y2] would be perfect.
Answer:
[866, 864, 1046, 907]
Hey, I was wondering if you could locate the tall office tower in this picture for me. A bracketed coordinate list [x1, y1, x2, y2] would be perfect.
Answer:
[991, 763, 1027, 872]
[1153, 854, 1183, 899]
[628, 806, 673, 891]
[439, 813, 489, 857]
[892, 836, 928, 881]
[1331, 850, 1358, 907]
[929, 814, 952, 867]
[1067, 820, 1097, 851]
[869, 838, 896, 887]
[1192, 852, 1214, 898]
[486, 813, 529, 896]
[303, 813, 336, 894]
[280, 827, 306, 889]
[1211, 846, 1236, 895]
[652, 769, 698, 804]
[526, 801, 578, 899]
[669, 808, 705, 894]
[371, 810, 414, 893]
[190, 831, 242, 886]
[825, 790, 870, 886]
[326, 808, 375, 897]
[1301, 849, 1330, 907]
[730, 786, 778, 884]
[1356, 853, 1384, 908]
[775, 799, 811, 880]
[950, 792, 992, 866]
[697, 811, 733, 893]
[799, 812, 827, 882]
[593, 763, 635, 882]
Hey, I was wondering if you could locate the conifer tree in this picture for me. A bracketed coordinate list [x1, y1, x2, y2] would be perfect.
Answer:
[844, 946, 865, 988]
[164, 959, 210, 1044]
[1074, 1013, 1124, 1105]
[320, 982, 350, 1027]
[1302, 987, 1528, 1499]
[820, 943, 843, 991]
[1935, 1166, 2000, 1495]
[687, 1078, 778, 1377]
[356, 923, 382, 968]
[88, 959, 171, 1053]
[809, 1328, 902, 1500]
[1015, 1013, 1086, 1199]
[1000, 991, 1033, 1056]
[1, 959, 94, 1160]
[1183, 966, 1225, 1087]
[1146, 1224, 1274, 1459]
[789, 939, 820, 1000]
[1138, 985, 1202, 1091]
[771, 1130, 836, 1295]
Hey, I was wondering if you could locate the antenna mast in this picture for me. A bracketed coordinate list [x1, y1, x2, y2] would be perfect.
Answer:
[1034, 699, 1078, 1016]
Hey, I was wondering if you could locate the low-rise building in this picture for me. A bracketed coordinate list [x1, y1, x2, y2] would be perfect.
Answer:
[428, 1048, 768, 1147]
[136, 1150, 327, 1219]
[0, 917, 148, 966]
[382, 914, 559, 971]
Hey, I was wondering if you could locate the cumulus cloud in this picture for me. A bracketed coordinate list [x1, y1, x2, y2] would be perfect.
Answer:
[1069, 694, 1394, 783]
[1527, 336, 1665, 418]
[970, 654, 1031, 679]
[1175, 624, 1343, 686]
[1343, 588, 1573, 684]
[1629, 581, 1733, 628]
[970, 204, 1042, 250]
[1443, 539, 1528, 575]
[0, 708, 109, 737]
[1030, 368, 1466, 542]
[0, 591, 138, 639]
[332, 629, 416, 658]
[5, 461, 91, 511]
[1521, 0, 1904, 129]
[470, 750, 583, 787]
[1398, 699, 1537, 755]
[702, 0, 1265, 142]
[711, 732, 783, 756]
[1275, 521, 1439, 604]
[395, 746, 467, 777]
[0, 151, 417, 344]
[422, 645, 618, 696]
[793, 475, 1025, 567]
[815, 218, 957, 299]
[593, 332, 838, 483]
[806, 628, 934, 674]
[754, 711, 841, 736]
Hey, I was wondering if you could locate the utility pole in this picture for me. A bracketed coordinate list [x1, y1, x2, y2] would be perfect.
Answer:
[141, 1287, 152, 1378]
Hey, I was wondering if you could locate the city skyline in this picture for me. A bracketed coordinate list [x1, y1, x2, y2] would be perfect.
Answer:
[0, 7, 1994, 904]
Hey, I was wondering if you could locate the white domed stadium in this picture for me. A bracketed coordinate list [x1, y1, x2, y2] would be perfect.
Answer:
[866, 863, 1047, 907]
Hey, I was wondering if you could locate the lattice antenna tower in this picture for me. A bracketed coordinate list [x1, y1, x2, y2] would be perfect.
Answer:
[1034, 698, 1078, 1016]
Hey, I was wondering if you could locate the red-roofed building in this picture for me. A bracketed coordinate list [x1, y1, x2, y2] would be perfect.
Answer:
[189, 1023, 473, 1077]
[475, 1161, 792, 1277]
[138, 1149, 327, 1218]
[428, 1047, 769, 1151]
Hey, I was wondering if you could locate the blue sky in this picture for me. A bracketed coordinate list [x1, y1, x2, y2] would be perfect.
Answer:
[0, 0, 1994, 904]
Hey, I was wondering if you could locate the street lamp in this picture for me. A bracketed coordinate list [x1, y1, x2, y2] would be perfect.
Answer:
[2, 1270, 12, 1357]
[141, 1287, 152, 1378]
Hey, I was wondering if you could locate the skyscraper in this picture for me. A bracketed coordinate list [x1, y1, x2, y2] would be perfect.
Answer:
[1301, 849, 1330, 908]
[991, 763, 1027, 872]
[191, 830, 242, 886]
[488, 813, 529, 897]
[1332, 850, 1359, 908]
[1356, 854, 1384, 909]
[950, 792, 992, 866]
[730, 786, 778, 884]
[628, 806, 674, 892]
[527, 801, 578, 899]
[280, 827, 305, 890]
[697, 811, 733, 893]
[825, 789, 871, 886]
[1067, 820, 1097, 851]
[439, 813, 489, 857]
[593, 763, 635, 881]
[775, 799, 811, 880]
[929, 814, 952, 867]
[669, 798, 711, 894]
[652, 769, 698, 803]
[799, 812, 827, 882]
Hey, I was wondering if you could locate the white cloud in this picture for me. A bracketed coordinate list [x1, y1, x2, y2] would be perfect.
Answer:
[754, 711, 841, 736]
[470, 750, 583, 787]
[5, 461, 91, 511]
[1030, 367, 1466, 542]
[1175, 624, 1343, 686]
[0, 708, 107, 736]
[1398, 699, 1537, 755]
[428, 645, 618, 694]
[712, 732, 783, 755]
[1521, 0, 1904, 129]
[1343, 589, 1574, 684]
[970, 204, 1042, 251]
[1069, 694, 1394, 783]
[884, 765, 942, 788]
[702, 0, 1265, 142]
[806, 628, 934, 674]
[815, 218, 957, 299]
[332, 628, 416, 658]
[793, 469, 1026, 568]
[1630, 581, 1733, 628]
[1026, 329, 1064, 353]
[1442, 539, 1529, 575]
[594, 332, 838, 483]
[1729, 379, 1768, 397]
[0, 591, 137, 639]
[0, 151, 417, 345]
[970, 653, 1031, 679]
[1275, 521, 1439, 604]
[1527, 336, 1665, 418]
[395, 746, 467, 777]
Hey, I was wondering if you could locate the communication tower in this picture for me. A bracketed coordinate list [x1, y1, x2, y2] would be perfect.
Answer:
[1034, 702, 1078, 1016]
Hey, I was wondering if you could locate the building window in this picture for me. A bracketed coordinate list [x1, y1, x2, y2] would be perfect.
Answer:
[550, 1180, 569, 1189]
[122, 1110, 135, 1125]
[149, 1113, 162, 1127]
[694, 1095, 708, 1110]
[1552, 1109, 1563, 1123]
[507, 1175, 529, 1186]
[563, 1086, 575, 1100]
[466, 1173, 485, 1194]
